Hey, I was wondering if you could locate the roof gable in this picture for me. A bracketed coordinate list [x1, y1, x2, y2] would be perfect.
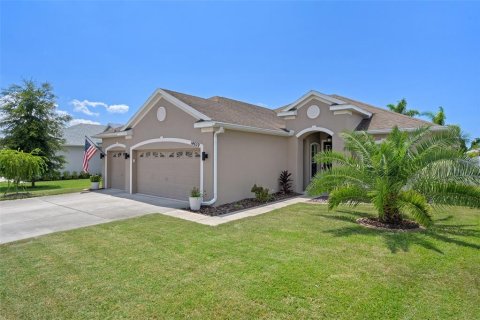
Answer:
[121, 89, 211, 131]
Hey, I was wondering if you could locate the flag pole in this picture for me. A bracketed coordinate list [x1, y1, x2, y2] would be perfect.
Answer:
[85, 135, 104, 154]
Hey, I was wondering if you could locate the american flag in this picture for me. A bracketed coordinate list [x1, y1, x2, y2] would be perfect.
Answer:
[83, 138, 98, 172]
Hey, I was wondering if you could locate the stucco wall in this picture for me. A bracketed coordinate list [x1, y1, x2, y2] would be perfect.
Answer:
[285, 98, 364, 192]
[58, 146, 103, 174]
[216, 130, 289, 205]
[100, 98, 214, 199]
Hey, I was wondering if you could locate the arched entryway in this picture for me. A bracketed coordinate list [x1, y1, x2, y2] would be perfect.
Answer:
[296, 127, 334, 190]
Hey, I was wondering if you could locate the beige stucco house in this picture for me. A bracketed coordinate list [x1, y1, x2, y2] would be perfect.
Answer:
[94, 89, 440, 206]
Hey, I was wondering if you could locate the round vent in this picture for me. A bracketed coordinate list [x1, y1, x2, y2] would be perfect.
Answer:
[307, 105, 320, 119]
[157, 107, 166, 122]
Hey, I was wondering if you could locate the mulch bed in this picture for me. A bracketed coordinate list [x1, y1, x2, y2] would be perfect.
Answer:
[357, 217, 424, 232]
[187, 192, 301, 216]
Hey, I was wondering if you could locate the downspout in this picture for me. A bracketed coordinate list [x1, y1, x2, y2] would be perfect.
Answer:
[202, 127, 224, 205]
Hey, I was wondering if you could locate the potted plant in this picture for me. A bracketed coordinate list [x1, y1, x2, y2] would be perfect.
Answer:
[90, 174, 101, 190]
[189, 187, 202, 211]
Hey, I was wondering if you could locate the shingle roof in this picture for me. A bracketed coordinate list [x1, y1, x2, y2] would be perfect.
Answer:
[63, 124, 107, 146]
[121, 89, 437, 135]
[163, 89, 286, 131]
[330, 94, 434, 131]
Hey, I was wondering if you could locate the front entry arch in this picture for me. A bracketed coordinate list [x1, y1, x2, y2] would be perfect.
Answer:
[297, 127, 334, 190]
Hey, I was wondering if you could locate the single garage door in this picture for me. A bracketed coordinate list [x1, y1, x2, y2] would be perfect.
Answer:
[136, 149, 201, 201]
[108, 151, 126, 190]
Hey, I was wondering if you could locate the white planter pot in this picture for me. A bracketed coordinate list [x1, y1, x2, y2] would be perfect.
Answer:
[189, 197, 202, 211]
[91, 182, 100, 190]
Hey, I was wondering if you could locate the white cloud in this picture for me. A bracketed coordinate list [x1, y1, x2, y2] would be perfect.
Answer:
[71, 99, 100, 116]
[106, 104, 129, 113]
[70, 99, 129, 116]
[69, 118, 101, 126]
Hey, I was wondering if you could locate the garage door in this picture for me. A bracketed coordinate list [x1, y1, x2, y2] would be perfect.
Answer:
[136, 149, 201, 201]
[108, 151, 126, 190]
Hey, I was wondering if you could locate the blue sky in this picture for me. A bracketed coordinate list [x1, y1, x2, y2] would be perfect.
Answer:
[1, 1, 479, 138]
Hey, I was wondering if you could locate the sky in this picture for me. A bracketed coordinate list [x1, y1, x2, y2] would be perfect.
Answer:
[1, 1, 479, 138]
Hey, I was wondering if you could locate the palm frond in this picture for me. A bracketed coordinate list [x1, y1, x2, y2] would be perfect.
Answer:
[397, 190, 432, 226]
[327, 185, 370, 209]
[418, 182, 480, 208]
[307, 166, 371, 196]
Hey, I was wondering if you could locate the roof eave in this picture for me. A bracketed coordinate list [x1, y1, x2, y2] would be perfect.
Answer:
[194, 121, 294, 137]
[365, 125, 448, 134]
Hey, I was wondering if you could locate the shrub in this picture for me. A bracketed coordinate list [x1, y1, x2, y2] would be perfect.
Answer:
[251, 184, 272, 202]
[71, 171, 79, 179]
[62, 170, 71, 180]
[279, 170, 293, 194]
[79, 171, 91, 179]
[90, 174, 101, 182]
[190, 187, 202, 198]
[52, 171, 61, 181]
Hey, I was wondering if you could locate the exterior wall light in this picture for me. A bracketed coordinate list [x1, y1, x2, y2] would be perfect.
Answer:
[202, 152, 208, 161]
[124, 152, 130, 159]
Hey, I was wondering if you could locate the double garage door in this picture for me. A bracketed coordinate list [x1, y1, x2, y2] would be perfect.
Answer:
[136, 148, 200, 201]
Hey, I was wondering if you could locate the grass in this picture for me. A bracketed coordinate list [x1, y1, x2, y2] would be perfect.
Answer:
[0, 179, 91, 200]
[1, 203, 479, 319]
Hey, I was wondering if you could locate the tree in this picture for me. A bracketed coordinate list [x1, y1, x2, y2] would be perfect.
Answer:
[387, 98, 420, 117]
[422, 106, 446, 125]
[0, 149, 46, 195]
[307, 126, 480, 227]
[0, 80, 71, 186]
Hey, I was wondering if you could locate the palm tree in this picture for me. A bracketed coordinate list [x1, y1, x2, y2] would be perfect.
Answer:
[471, 138, 480, 150]
[422, 106, 446, 125]
[387, 98, 420, 117]
[307, 126, 480, 226]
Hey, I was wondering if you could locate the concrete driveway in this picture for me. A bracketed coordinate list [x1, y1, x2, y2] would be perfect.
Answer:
[0, 189, 186, 244]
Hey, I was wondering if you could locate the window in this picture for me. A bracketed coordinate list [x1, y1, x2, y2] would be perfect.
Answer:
[310, 143, 319, 178]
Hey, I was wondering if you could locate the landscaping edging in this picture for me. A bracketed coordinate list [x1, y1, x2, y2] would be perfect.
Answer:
[187, 192, 302, 216]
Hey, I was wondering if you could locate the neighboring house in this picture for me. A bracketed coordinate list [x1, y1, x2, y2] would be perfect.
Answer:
[94, 89, 443, 206]
[59, 124, 107, 174]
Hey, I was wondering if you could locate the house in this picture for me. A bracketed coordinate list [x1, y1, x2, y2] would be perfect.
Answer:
[59, 123, 106, 174]
[94, 89, 441, 206]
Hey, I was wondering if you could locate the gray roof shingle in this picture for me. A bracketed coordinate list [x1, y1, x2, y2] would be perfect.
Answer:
[63, 124, 107, 146]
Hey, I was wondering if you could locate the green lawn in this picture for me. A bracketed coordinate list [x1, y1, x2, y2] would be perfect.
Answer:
[1, 204, 479, 319]
[0, 179, 91, 199]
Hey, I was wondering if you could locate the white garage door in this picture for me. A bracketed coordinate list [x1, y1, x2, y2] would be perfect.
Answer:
[135, 149, 201, 201]
[108, 151, 126, 190]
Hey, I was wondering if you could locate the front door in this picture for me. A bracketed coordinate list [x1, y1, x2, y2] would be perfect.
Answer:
[322, 141, 332, 170]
